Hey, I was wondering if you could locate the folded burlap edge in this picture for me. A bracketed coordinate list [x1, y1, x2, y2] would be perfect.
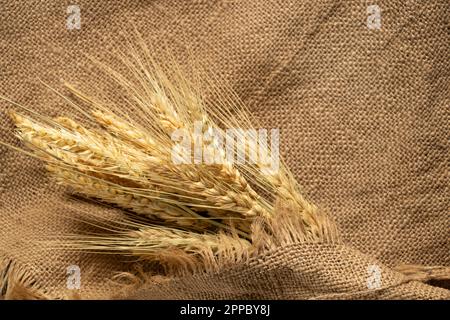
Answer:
[3, 201, 448, 300]
[108, 241, 449, 300]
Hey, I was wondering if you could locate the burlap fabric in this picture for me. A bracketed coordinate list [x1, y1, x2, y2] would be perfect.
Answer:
[0, 1, 448, 299]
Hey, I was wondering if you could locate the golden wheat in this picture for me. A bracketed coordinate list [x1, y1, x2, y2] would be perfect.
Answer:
[4, 39, 335, 267]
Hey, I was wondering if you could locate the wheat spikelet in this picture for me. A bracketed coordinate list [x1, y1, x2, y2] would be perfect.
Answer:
[53, 116, 91, 135]
[91, 110, 158, 153]
[11, 111, 153, 175]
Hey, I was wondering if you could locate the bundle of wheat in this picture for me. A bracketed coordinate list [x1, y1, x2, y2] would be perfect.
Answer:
[3, 39, 331, 271]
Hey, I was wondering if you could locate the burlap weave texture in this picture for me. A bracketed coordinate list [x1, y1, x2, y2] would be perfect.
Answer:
[0, 1, 448, 299]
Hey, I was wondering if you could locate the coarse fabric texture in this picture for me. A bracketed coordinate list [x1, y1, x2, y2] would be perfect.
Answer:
[0, 0, 448, 299]
[125, 243, 450, 300]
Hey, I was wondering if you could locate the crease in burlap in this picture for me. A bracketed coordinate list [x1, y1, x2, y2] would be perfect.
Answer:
[120, 243, 449, 300]
[109, 202, 449, 300]
[1, 0, 449, 299]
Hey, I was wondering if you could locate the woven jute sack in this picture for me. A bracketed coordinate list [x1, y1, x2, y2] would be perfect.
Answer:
[0, 1, 448, 299]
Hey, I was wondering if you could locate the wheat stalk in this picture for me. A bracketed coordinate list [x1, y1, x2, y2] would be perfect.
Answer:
[65, 225, 251, 259]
